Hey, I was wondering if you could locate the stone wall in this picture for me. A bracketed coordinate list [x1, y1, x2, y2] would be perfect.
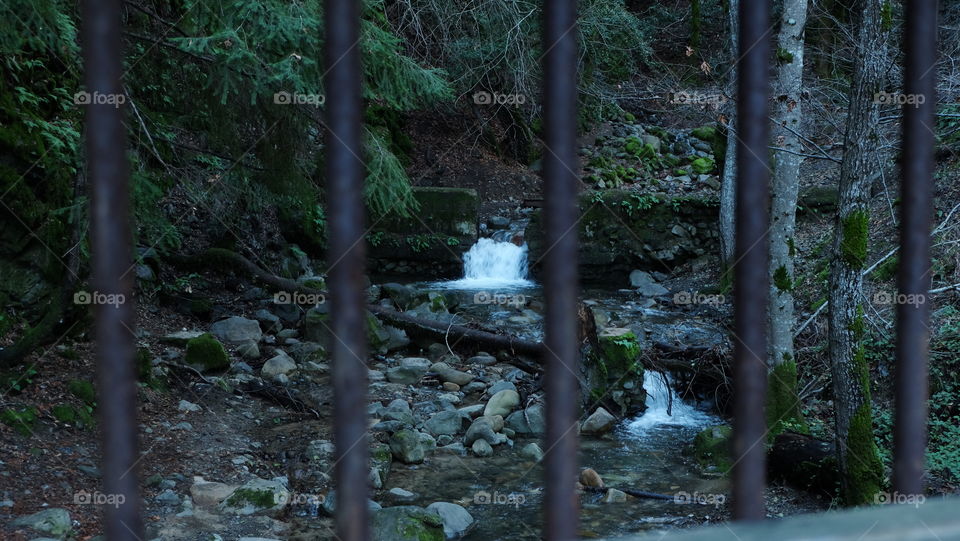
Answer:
[368, 187, 479, 278]
[525, 189, 719, 284]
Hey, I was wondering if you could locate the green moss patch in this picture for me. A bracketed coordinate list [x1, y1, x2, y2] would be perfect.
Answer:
[840, 210, 869, 269]
[185, 333, 229, 372]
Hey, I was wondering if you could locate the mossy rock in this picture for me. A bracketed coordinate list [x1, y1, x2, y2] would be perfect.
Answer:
[690, 125, 717, 142]
[68, 379, 96, 405]
[371, 506, 445, 541]
[597, 328, 642, 374]
[1, 406, 39, 436]
[51, 403, 94, 427]
[185, 333, 229, 372]
[690, 157, 715, 174]
[693, 425, 733, 473]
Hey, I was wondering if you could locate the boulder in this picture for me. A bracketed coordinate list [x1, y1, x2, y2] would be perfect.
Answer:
[261, 352, 297, 379]
[387, 358, 431, 385]
[581, 407, 616, 435]
[483, 389, 520, 417]
[190, 477, 238, 508]
[579, 468, 603, 488]
[519, 442, 544, 462]
[210, 316, 263, 344]
[430, 362, 474, 386]
[389, 429, 426, 464]
[471, 439, 493, 457]
[464, 416, 505, 446]
[505, 404, 546, 436]
[11, 509, 71, 538]
[218, 478, 289, 517]
[425, 502, 475, 539]
[184, 333, 229, 372]
[371, 506, 445, 541]
[424, 410, 464, 437]
[604, 488, 628, 503]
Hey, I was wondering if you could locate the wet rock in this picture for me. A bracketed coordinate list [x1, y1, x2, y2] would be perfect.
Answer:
[437, 392, 461, 404]
[218, 478, 290, 517]
[210, 316, 263, 344]
[483, 389, 520, 417]
[580, 468, 603, 488]
[11, 509, 71, 538]
[440, 442, 468, 456]
[519, 442, 544, 462]
[442, 382, 460, 392]
[430, 362, 474, 386]
[371, 506, 445, 541]
[426, 502, 475, 539]
[581, 407, 616, 435]
[424, 410, 464, 437]
[261, 352, 297, 379]
[464, 416, 506, 446]
[387, 358, 431, 384]
[390, 429, 426, 464]
[488, 216, 510, 229]
[387, 487, 417, 503]
[418, 431, 437, 450]
[505, 404, 546, 435]
[604, 488, 628, 503]
[190, 476, 236, 508]
[457, 404, 485, 418]
[461, 381, 486, 394]
[693, 425, 733, 471]
[487, 380, 517, 395]
[471, 439, 493, 457]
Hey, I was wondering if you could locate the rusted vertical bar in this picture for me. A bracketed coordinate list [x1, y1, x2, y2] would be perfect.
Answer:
[542, 0, 579, 538]
[893, 0, 936, 496]
[732, 0, 770, 521]
[82, 0, 143, 539]
[325, 0, 369, 538]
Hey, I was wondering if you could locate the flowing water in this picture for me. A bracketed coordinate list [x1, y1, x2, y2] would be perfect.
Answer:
[389, 238, 728, 539]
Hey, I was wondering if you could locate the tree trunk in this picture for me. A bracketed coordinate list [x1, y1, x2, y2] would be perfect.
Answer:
[827, 0, 888, 506]
[767, 0, 808, 433]
[719, 0, 739, 271]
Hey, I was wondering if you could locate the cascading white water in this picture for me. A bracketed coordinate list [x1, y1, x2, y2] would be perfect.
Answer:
[626, 371, 714, 433]
[441, 237, 533, 289]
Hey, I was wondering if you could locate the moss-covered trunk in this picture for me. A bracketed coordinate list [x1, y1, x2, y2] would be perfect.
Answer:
[827, 0, 888, 506]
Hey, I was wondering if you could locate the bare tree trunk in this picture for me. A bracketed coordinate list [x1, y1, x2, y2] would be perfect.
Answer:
[828, 0, 888, 506]
[719, 0, 739, 272]
[767, 0, 808, 433]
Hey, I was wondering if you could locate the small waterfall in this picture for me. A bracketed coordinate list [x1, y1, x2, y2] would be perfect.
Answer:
[626, 371, 714, 433]
[441, 237, 533, 289]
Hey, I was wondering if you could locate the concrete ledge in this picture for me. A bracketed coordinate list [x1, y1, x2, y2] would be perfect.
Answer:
[603, 498, 960, 540]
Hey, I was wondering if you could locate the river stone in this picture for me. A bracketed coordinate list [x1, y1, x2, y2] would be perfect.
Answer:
[425, 410, 464, 436]
[471, 438, 493, 457]
[442, 382, 460, 392]
[388, 488, 417, 503]
[160, 330, 205, 346]
[387, 358, 431, 384]
[579, 468, 603, 488]
[483, 389, 520, 417]
[261, 352, 297, 379]
[487, 380, 517, 395]
[390, 429, 426, 464]
[464, 416, 506, 446]
[519, 442, 544, 462]
[210, 316, 262, 344]
[629, 270, 669, 296]
[581, 407, 616, 435]
[218, 478, 290, 517]
[458, 404, 485, 418]
[236, 339, 261, 360]
[430, 362, 474, 386]
[467, 355, 497, 366]
[11, 508, 71, 538]
[191, 477, 238, 508]
[426, 502, 475, 539]
[505, 404, 546, 435]
[253, 308, 281, 332]
[461, 381, 487, 394]
[604, 488, 628, 503]
[371, 506, 445, 541]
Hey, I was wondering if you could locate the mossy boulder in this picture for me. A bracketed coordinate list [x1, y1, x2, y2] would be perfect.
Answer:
[584, 328, 646, 416]
[184, 333, 229, 372]
[371, 506, 445, 541]
[690, 125, 717, 141]
[690, 157, 715, 174]
[218, 478, 290, 517]
[693, 425, 733, 473]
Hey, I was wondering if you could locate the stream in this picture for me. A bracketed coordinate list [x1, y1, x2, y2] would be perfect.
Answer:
[393, 236, 729, 539]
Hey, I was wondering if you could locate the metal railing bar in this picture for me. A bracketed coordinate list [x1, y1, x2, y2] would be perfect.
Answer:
[325, 0, 370, 538]
[542, 0, 580, 538]
[731, 0, 771, 521]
